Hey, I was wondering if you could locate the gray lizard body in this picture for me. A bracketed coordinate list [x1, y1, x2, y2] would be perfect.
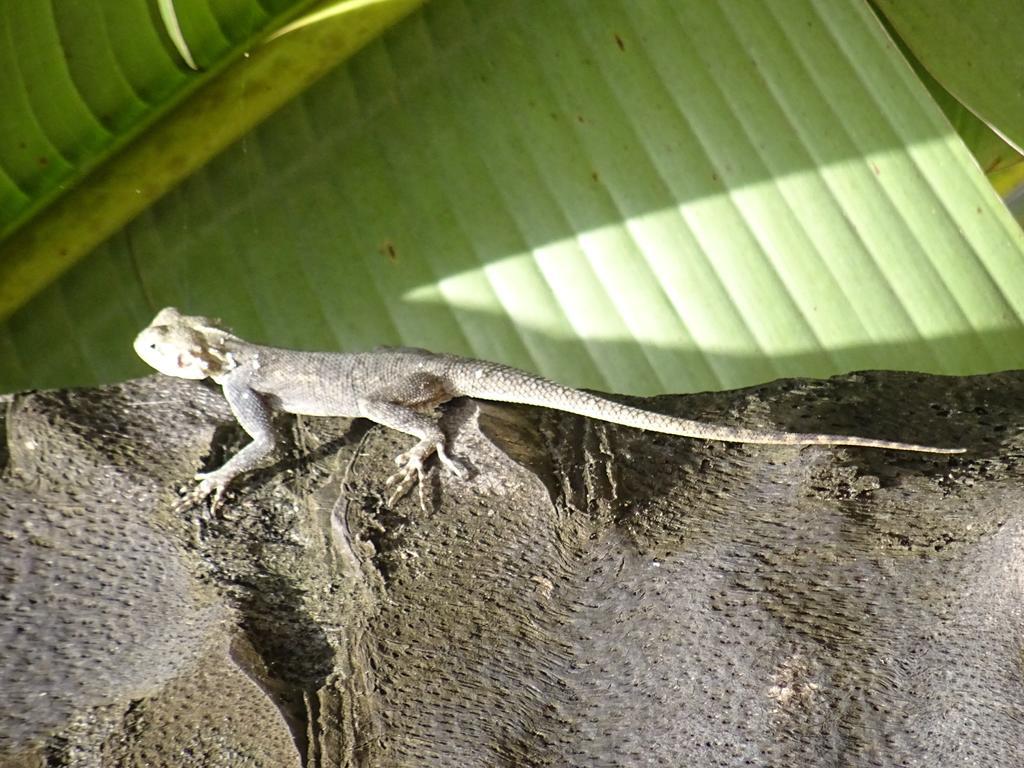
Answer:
[134, 307, 963, 508]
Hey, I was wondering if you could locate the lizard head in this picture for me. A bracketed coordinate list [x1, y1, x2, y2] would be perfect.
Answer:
[134, 307, 235, 380]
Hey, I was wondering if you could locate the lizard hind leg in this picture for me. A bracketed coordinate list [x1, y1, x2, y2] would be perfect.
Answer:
[356, 395, 469, 506]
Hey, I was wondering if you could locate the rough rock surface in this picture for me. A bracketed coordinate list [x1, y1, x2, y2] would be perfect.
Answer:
[1, 371, 1021, 767]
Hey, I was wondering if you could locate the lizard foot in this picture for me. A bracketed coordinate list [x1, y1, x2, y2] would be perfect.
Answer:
[174, 471, 230, 515]
[385, 440, 469, 507]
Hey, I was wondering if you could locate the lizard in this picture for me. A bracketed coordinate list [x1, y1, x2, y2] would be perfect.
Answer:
[134, 307, 964, 510]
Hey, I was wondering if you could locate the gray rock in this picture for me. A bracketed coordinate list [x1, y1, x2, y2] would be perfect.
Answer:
[2, 371, 1020, 767]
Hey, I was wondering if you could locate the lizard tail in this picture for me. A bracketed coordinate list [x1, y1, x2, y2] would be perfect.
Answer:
[449, 361, 964, 455]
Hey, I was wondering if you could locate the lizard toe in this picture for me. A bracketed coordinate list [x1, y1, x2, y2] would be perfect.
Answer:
[385, 463, 419, 487]
[385, 470, 417, 504]
[436, 445, 469, 479]
[385, 449, 432, 506]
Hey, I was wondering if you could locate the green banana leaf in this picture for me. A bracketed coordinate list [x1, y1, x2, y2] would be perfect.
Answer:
[2, 0, 1024, 395]
[0, 0, 422, 330]
[874, 0, 1024, 157]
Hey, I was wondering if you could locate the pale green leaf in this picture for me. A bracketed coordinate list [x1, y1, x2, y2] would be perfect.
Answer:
[2, 0, 1024, 396]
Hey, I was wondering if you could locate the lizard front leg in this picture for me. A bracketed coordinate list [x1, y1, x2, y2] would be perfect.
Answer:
[184, 376, 280, 512]
[356, 398, 469, 506]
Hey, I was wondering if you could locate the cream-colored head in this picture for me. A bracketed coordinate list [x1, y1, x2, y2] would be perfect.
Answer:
[134, 307, 234, 380]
